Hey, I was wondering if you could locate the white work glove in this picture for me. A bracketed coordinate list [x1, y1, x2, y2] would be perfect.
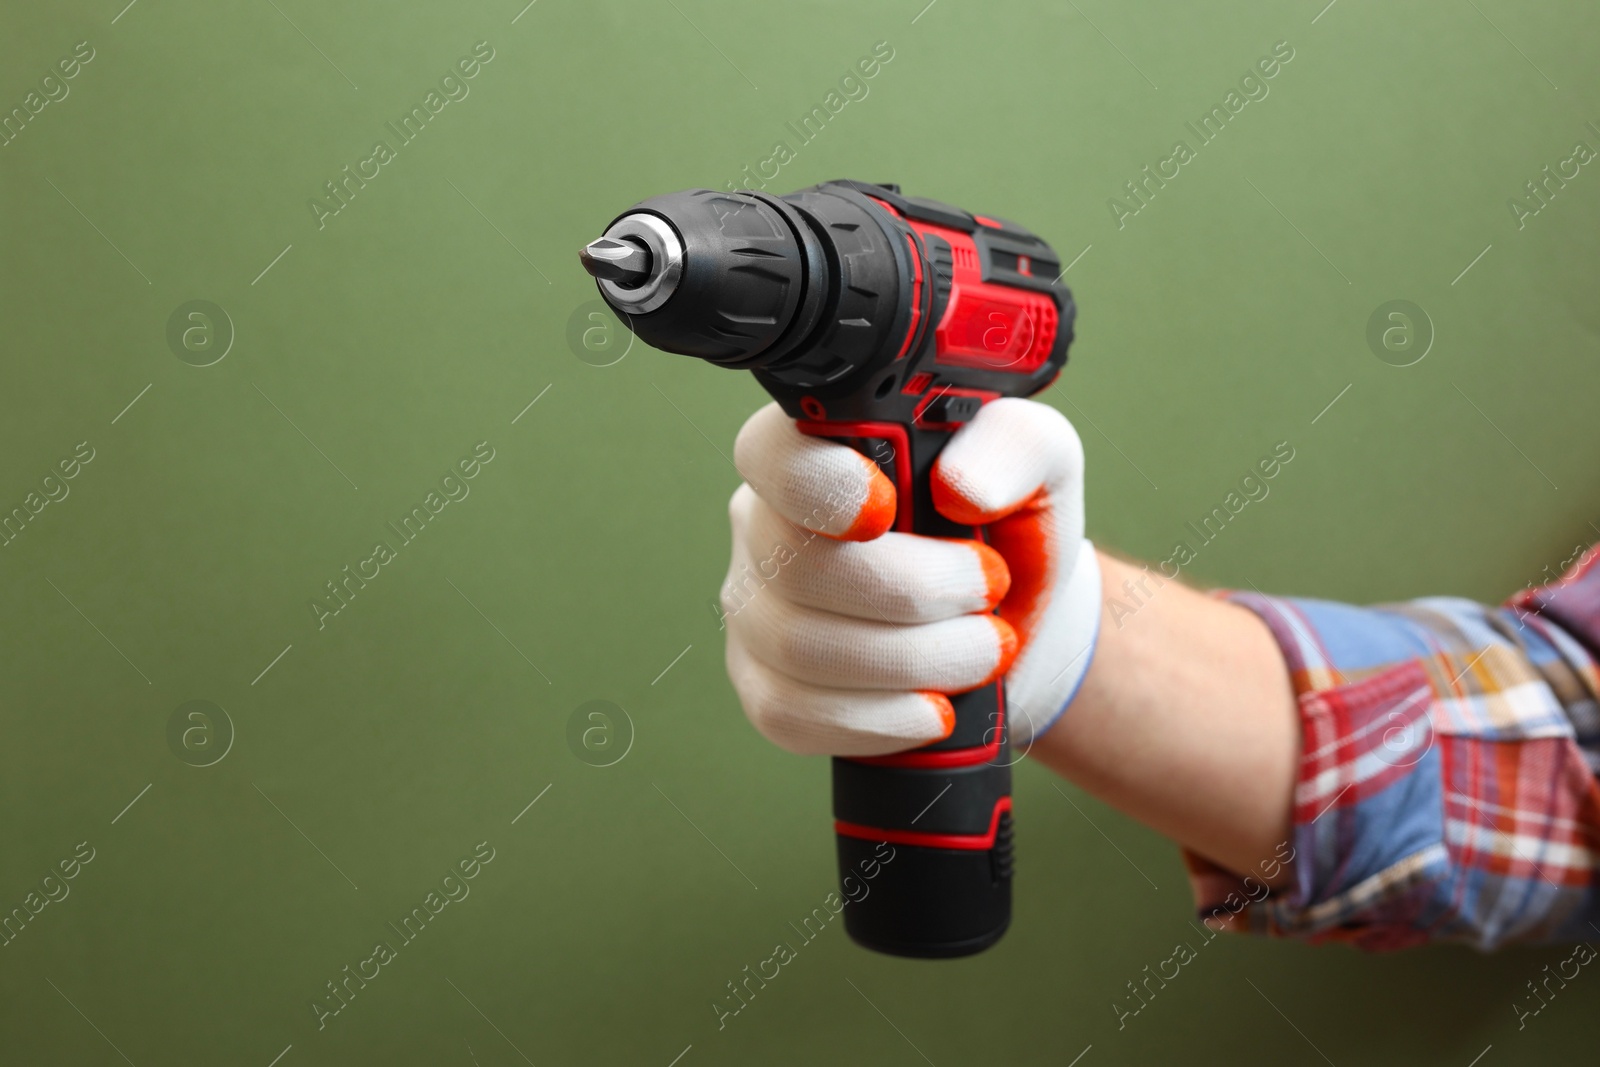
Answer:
[719, 398, 1101, 757]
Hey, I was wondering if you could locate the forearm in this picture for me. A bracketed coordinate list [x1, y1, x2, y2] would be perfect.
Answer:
[1029, 551, 1299, 885]
[1034, 547, 1600, 950]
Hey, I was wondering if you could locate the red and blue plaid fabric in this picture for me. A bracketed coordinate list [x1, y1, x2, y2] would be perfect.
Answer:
[1184, 547, 1600, 950]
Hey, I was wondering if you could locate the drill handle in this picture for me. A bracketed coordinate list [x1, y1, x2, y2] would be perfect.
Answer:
[798, 417, 1014, 959]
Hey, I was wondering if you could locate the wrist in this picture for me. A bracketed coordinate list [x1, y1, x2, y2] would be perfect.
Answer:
[1027, 550, 1300, 880]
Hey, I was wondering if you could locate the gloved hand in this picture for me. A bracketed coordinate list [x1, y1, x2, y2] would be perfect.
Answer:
[720, 397, 1101, 757]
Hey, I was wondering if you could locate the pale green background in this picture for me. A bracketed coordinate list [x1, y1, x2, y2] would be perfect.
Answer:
[2, 1, 1597, 1064]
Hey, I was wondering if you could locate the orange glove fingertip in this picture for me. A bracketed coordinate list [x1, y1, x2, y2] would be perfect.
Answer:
[930, 461, 992, 526]
[943, 618, 1019, 694]
[980, 617, 1021, 689]
[922, 692, 956, 740]
[832, 458, 897, 541]
[972, 541, 1011, 609]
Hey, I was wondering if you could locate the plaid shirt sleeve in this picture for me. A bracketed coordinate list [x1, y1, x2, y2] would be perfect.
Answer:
[1183, 548, 1600, 951]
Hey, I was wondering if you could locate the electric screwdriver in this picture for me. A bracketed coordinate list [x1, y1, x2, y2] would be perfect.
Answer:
[579, 180, 1076, 958]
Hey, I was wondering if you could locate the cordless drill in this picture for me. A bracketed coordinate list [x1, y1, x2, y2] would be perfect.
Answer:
[579, 180, 1076, 958]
